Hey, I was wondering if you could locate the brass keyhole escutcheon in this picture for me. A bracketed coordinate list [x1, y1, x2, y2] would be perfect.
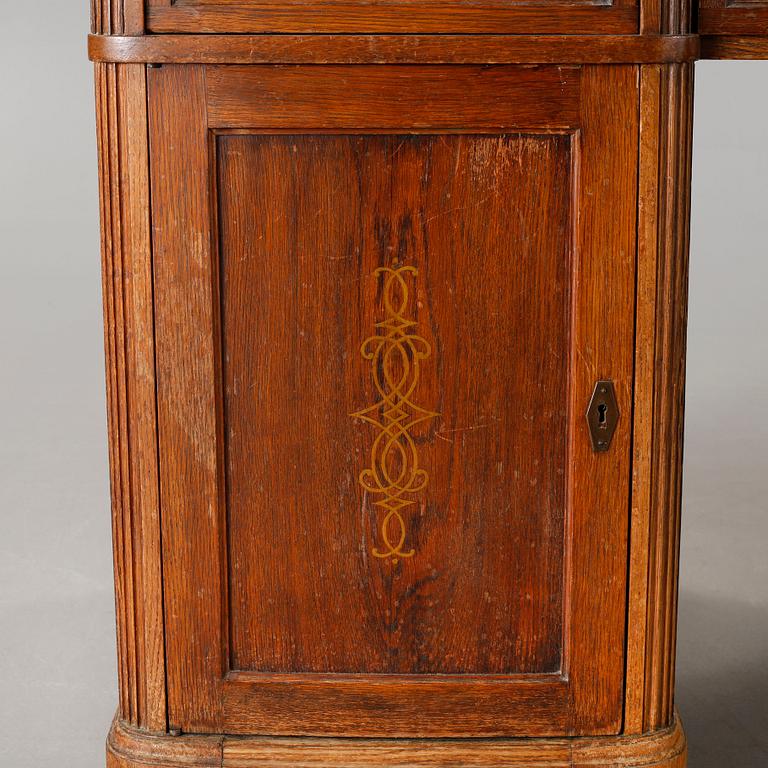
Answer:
[586, 380, 620, 453]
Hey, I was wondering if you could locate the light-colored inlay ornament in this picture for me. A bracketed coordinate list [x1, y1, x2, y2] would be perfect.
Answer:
[351, 264, 439, 565]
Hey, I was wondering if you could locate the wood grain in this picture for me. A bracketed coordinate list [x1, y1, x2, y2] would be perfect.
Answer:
[144, 4, 639, 35]
[642, 62, 693, 733]
[87, 34, 700, 66]
[698, 2, 768, 35]
[223, 675, 570, 737]
[625, 63, 663, 734]
[640, 0, 691, 34]
[218, 132, 571, 676]
[700, 34, 768, 58]
[565, 65, 638, 735]
[624, 62, 693, 734]
[148, 65, 225, 733]
[146, 63, 638, 738]
[92, 0, 144, 33]
[205, 65, 581, 130]
[106, 713, 687, 768]
[89, 5, 703, 755]
[94, 61, 166, 733]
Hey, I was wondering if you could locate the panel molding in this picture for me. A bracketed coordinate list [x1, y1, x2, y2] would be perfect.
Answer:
[215, 130, 572, 680]
[700, 34, 768, 57]
[88, 33, 700, 65]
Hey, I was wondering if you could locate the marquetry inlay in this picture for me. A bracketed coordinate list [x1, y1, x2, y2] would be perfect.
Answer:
[351, 264, 439, 564]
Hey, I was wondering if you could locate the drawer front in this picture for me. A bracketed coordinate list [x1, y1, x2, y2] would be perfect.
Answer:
[699, 0, 768, 35]
[145, 0, 639, 34]
[148, 63, 638, 738]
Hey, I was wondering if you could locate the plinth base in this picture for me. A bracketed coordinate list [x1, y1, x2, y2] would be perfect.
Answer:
[107, 712, 686, 768]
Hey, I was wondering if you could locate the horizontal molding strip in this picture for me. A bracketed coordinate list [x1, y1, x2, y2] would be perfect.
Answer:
[107, 713, 687, 768]
[89, 34, 700, 65]
[700, 35, 768, 59]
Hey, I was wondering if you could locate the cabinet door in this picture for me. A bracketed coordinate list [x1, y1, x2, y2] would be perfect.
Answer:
[144, 0, 638, 34]
[149, 64, 638, 738]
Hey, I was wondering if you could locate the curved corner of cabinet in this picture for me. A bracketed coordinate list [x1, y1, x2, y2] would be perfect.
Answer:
[94, 60, 166, 733]
[107, 715, 687, 768]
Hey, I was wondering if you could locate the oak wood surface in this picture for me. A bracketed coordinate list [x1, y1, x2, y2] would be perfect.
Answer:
[148, 65, 226, 731]
[698, 1, 768, 36]
[205, 66, 581, 130]
[94, 61, 166, 733]
[92, 0, 145, 33]
[219, 132, 570, 676]
[146, 63, 638, 738]
[641, 0, 691, 33]
[565, 65, 638, 734]
[106, 713, 688, 768]
[91, 2, 701, 753]
[89, 0, 768, 43]
[625, 63, 664, 734]
[87, 33, 700, 65]
[623, 62, 693, 734]
[640, 62, 693, 733]
[143, 3, 639, 35]
[700, 34, 768, 57]
[92, 0, 702, 36]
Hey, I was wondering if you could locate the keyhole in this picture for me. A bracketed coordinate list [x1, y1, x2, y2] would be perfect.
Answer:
[597, 402, 608, 427]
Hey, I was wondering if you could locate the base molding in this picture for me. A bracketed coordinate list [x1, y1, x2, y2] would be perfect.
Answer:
[107, 713, 687, 768]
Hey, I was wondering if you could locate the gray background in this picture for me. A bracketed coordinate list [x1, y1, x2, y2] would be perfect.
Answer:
[0, 5, 765, 766]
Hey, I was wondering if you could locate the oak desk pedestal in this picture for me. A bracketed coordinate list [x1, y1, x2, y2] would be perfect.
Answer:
[89, 3, 767, 766]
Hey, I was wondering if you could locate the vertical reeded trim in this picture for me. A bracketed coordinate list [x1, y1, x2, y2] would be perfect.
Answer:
[94, 61, 166, 732]
[640, 0, 691, 34]
[626, 61, 693, 734]
[643, 61, 693, 732]
[92, 1, 144, 35]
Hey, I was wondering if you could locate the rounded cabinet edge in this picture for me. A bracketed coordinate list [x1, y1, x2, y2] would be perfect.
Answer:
[107, 713, 687, 768]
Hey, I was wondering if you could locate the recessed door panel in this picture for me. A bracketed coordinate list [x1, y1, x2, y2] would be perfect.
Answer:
[218, 133, 571, 676]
